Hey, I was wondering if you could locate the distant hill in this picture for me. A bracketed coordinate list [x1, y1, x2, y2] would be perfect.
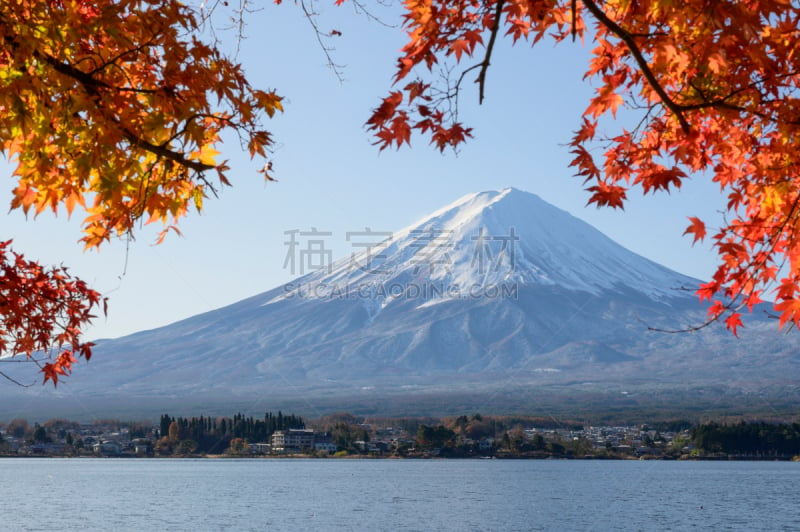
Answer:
[4, 188, 799, 420]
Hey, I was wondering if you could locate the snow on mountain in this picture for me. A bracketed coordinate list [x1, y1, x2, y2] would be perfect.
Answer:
[269, 188, 698, 314]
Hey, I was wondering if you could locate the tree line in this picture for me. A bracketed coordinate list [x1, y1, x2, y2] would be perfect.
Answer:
[692, 422, 800, 457]
[158, 411, 305, 455]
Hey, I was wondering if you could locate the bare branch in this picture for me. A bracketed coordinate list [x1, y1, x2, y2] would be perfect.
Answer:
[477, 0, 506, 104]
[300, 0, 346, 82]
[0, 368, 35, 388]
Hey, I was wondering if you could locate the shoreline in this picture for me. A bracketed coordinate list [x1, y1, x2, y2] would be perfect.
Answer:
[4, 453, 799, 461]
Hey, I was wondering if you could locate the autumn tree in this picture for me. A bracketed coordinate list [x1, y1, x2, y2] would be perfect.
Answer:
[1, 0, 280, 383]
[6, 417, 28, 439]
[227, 437, 249, 454]
[167, 420, 180, 443]
[351, 0, 800, 334]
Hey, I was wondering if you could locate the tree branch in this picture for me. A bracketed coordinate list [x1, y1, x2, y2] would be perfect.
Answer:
[477, 0, 506, 104]
[0, 368, 35, 388]
[0, 17, 216, 176]
[300, 0, 346, 82]
[581, 0, 691, 134]
[37, 51, 215, 174]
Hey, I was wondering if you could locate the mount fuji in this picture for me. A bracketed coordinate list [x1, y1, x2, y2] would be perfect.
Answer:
[5, 188, 800, 418]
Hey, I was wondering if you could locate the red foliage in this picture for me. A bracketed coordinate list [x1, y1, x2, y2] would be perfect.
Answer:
[0, 241, 103, 385]
[357, 0, 800, 333]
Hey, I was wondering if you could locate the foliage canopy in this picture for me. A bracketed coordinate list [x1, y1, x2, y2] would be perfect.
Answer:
[1, 0, 279, 383]
[362, 0, 800, 335]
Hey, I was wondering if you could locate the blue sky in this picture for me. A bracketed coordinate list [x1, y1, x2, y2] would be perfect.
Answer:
[2, 2, 726, 340]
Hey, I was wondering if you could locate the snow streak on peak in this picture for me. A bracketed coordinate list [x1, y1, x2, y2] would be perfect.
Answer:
[394, 188, 515, 237]
[269, 188, 698, 308]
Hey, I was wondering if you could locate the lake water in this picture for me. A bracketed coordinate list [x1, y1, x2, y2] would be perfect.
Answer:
[2, 458, 798, 531]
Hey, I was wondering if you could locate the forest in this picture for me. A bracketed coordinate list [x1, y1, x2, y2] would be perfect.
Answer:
[692, 422, 800, 457]
[156, 411, 306, 455]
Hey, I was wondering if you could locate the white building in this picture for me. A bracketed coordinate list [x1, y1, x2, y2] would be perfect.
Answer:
[271, 429, 315, 452]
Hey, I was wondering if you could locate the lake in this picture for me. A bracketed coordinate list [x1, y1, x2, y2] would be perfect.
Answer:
[2, 458, 798, 531]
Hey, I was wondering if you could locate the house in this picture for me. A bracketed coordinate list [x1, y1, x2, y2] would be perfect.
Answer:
[22, 443, 65, 455]
[312, 434, 337, 453]
[354, 440, 389, 454]
[314, 441, 337, 453]
[478, 438, 494, 451]
[271, 429, 315, 452]
[93, 440, 122, 456]
[249, 442, 271, 454]
[130, 439, 153, 455]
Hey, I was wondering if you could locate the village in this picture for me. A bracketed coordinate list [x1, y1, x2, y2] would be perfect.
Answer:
[0, 414, 702, 459]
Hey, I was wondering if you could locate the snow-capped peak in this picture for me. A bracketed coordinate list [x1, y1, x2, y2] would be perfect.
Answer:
[269, 188, 698, 308]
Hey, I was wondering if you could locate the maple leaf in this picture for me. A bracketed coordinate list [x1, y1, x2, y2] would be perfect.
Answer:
[41, 362, 68, 386]
[189, 145, 221, 167]
[707, 300, 727, 320]
[368, 92, 404, 129]
[683, 217, 707, 244]
[774, 297, 800, 330]
[586, 182, 627, 209]
[430, 123, 473, 151]
[569, 145, 601, 182]
[696, 281, 719, 302]
[743, 291, 763, 311]
[724, 313, 744, 337]
[589, 86, 624, 119]
[155, 225, 183, 245]
[573, 117, 597, 144]
[449, 39, 471, 61]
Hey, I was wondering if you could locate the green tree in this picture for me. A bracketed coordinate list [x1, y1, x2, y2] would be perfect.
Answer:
[507, 428, 525, 453]
[176, 439, 199, 456]
[548, 442, 566, 456]
[159, 414, 172, 440]
[32, 423, 50, 443]
[416, 425, 455, 450]
[332, 422, 368, 452]
[569, 437, 594, 456]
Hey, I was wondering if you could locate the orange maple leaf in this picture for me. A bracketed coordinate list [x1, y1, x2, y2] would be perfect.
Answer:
[683, 217, 707, 244]
[774, 297, 800, 329]
[586, 182, 627, 209]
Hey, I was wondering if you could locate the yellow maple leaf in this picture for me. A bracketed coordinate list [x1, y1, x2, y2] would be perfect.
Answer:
[189, 145, 220, 167]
